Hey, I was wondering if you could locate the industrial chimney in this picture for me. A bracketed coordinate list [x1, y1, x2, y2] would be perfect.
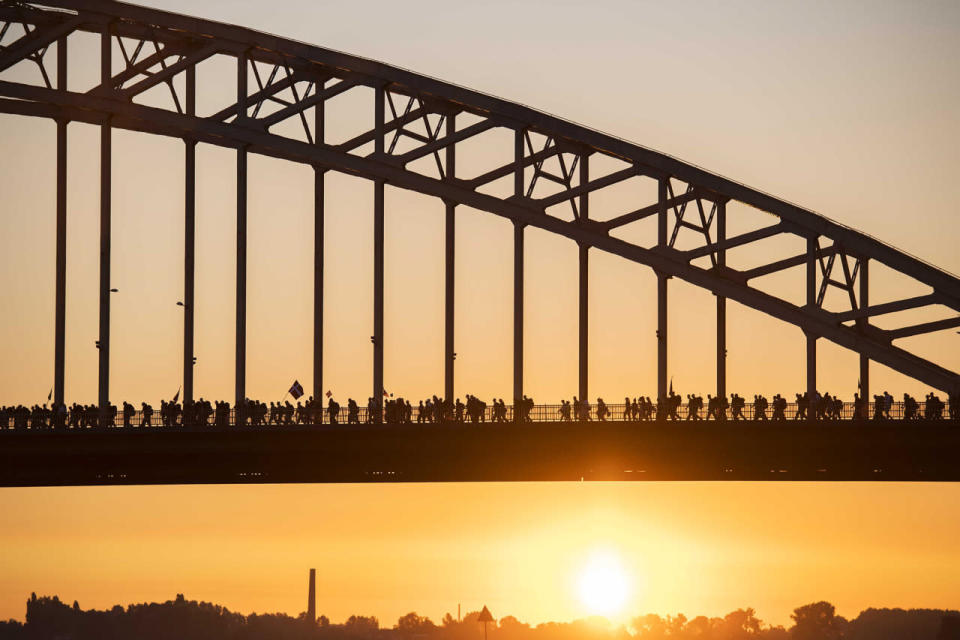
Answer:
[307, 568, 316, 624]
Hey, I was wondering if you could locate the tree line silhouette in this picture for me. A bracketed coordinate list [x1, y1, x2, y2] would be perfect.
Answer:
[0, 593, 958, 640]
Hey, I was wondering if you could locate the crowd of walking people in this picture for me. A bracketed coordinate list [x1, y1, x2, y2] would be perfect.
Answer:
[1, 388, 958, 430]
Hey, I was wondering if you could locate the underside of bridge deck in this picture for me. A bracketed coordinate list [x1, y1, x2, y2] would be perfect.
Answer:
[2, 422, 958, 486]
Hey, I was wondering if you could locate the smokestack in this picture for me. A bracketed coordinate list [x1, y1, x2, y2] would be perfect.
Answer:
[307, 568, 316, 624]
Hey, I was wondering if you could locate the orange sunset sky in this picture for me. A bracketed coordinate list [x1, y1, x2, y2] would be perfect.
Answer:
[1, 0, 960, 628]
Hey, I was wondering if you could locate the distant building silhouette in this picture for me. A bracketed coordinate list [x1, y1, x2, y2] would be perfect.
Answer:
[307, 568, 316, 624]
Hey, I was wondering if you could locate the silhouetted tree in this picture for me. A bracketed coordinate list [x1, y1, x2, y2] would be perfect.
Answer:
[716, 608, 763, 638]
[2, 593, 957, 640]
[345, 614, 380, 638]
[498, 616, 529, 633]
[0, 620, 24, 640]
[791, 602, 847, 640]
[846, 608, 960, 640]
[397, 612, 436, 635]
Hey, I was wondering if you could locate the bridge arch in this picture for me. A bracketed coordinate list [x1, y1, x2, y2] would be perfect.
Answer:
[1, 0, 958, 417]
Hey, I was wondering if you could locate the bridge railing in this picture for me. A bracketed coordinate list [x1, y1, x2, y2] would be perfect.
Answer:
[1, 400, 954, 430]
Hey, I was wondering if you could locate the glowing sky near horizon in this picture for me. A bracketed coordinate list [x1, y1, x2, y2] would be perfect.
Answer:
[1, 482, 959, 627]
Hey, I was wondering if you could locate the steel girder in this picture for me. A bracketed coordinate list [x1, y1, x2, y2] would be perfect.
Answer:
[1, 0, 959, 394]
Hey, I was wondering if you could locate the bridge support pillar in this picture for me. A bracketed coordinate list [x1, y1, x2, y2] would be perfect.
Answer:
[859, 258, 869, 404]
[372, 85, 385, 422]
[97, 27, 112, 415]
[444, 202, 455, 403]
[235, 52, 248, 423]
[373, 178, 384, 420]
[579, 244, 588, 403]
[183, 66, 195, 407]
[236, 149, 247, 420]
[578, 151, 589, 404]
[716, 199, 726, 400]
[656, 177, 668, 404]
[806, 236, 817, 422]
[513, 222, 524, 422]
[54, 36, 67, 407]
[313, 101, 325, 406]
[444, 113, 456, 403]
[657, 273, 668, 402]
[717, 299, 726, 400]
[806, 335, 817, 416]
[513, 129, 524, 422]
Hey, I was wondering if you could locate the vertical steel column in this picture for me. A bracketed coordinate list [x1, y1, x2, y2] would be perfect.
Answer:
[372, 85, 385, 421]
[657, 275, 668, 402]
[444, 113, 456, 402]
[313, 98, 325, 403]
[183, 65, 196, 406]
[859, 258, 869, 402]
[54, 36, 67, 407]
[235, 52, 248, 421]
[578, 152, 589, 403]
[656, 177, 668, 402]
[806, 236, 817, 418]
[716, 199, 726, 399]
[97, 26, 111, 413]
[513, 129, 524, 421]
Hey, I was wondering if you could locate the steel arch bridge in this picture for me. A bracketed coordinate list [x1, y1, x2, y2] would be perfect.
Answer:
[2, 0, 960, 423]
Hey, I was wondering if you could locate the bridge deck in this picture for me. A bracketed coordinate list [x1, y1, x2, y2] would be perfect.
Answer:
[2, 421, 958, 486]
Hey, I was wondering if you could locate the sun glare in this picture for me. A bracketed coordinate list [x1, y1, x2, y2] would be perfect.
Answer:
[576, 550, 632, 616]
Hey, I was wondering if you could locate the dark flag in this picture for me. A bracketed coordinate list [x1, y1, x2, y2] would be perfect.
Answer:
[47, 389, 52, 402]
[325, 390, 333, 398]
[669, 377, 673, 395]
[289, 380, 304, 400]
[172, 386, 181, 403]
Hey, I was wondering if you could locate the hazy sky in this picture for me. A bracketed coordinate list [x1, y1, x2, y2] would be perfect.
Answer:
[1, 0, 959, 404]
[1, 0, 959, 628]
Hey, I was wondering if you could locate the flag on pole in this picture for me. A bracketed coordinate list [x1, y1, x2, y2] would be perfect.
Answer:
[669, 377, 673, 395]
[172, 386, 181, 403]
[325, 390, 332, 398]
[47, 389, 52, 402]
[382, 389, 389, 397]
[289, 380, 304, 400]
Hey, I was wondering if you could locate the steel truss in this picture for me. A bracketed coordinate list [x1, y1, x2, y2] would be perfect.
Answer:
[1, 0, 958, 418]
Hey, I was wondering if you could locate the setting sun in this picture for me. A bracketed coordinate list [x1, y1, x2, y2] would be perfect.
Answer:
[576, 550, 632, 617]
